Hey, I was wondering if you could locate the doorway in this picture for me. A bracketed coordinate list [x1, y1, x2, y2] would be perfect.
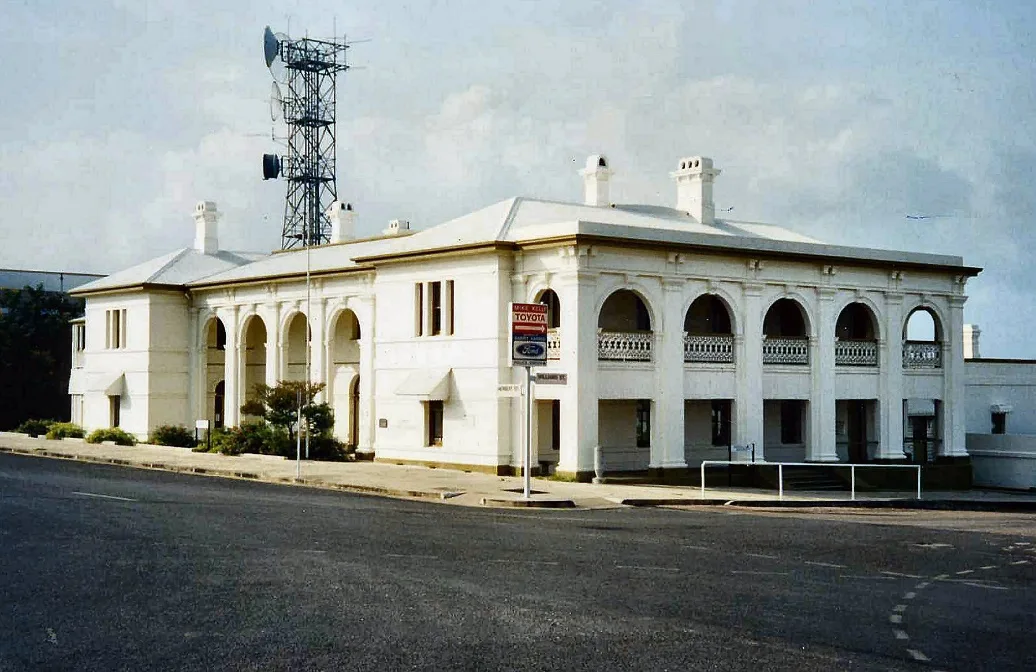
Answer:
[213, 380, 225, 429]
[349, 375, 360, 447]
[847, 401, 867, 463]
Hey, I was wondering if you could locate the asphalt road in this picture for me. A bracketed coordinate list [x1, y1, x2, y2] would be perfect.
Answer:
[1, 453, 1034, 672]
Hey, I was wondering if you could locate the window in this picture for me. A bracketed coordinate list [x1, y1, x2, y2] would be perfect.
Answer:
[427, 400, 444, 446]
[780, 401, 803, 444]
[711, 400, 732, 446]
[416, 281, 455, 337]
[415, 283, 423, 336]
[992, 412, 1007, 435]
[105, 309, 127, 349]
[540, 290, 561, 329]
[109, 395, 121, 428]
[551, 400, 561, 451]
[635, 400, 651, 448]
[430, 281, 442, 335]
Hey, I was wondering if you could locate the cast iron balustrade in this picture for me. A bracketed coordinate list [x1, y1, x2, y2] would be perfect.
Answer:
[762, 337, 809, 365]
[835, 339, 878, 367]
[598, 330, 653, 362]
[903, 341, 942, 369]
[547, 328, 561, 360]
[684, 333, 734, 363]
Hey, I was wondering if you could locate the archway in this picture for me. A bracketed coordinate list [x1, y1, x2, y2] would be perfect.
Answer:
[598, 289, 653, 362]
[330, 309, 361, 442]
[762, 298, 809, 365]
[684, 294, 734, 363]
[903, 307, 943, 369]
[283, 312, 311, 382]
[213, 380, 225, 429]
[202, 316, 227, 426]
[242, 315, 267, 405]
[835, 302, 879, 367]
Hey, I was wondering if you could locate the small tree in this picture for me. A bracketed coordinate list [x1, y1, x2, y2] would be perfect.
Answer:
[240, 381, 329, 444]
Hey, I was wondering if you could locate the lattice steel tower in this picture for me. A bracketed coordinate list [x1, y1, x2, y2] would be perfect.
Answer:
[262, 26, 349, 249]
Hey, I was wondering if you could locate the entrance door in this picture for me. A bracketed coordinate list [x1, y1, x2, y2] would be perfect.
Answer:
[847, 401, 867, 463]
[910, 416, 930, 464]
[214, 380, 225, 429]
[349, 376, 360, 447]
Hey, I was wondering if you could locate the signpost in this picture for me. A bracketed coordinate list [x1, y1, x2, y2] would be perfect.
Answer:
[509, 302, 547, 499]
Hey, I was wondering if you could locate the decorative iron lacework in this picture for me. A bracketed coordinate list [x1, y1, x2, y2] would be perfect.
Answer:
[598, 330, 653, 362]
[762, 337, 809, 365]
[547, 328, 561, 360]
[835, 339, 878, 367]
[903, 341, 942, 369]
[683, 333, 734, 363]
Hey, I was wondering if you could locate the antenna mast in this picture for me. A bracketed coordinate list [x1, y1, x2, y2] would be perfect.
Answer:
[261, 26, 349, 249]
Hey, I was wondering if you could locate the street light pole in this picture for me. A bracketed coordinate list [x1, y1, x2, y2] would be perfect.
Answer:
[305, 220, 312, 459]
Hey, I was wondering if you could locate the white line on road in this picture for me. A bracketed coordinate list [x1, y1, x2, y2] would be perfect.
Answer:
[916, 581, 930, 590]
[906, 649, 930, 662]
[732, 570, 789, 576]
[488, 559, 560, 566]
[1010, 560, 1030, 566]
[881, 571, 923, 579]
[979, 565, 996, 570]
[745, 553, 779, 559]
[682, 545, 714, 552]
[385, 554, 439, 560]
[904, 591, 916, 599]
[889, 614, 903, 624]
[893, 629, 909, 640]
[839, 575, 896, 581]
[955, 569, 974, 575]
[804, 561, 846, 569]
[616, 565, 680, 573]
[893, 604, 907, 613]
[961, 582, 1008, 591]
[72, 491, 136, 502]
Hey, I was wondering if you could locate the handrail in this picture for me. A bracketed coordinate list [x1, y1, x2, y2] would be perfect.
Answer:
[700, 460, 922, 501]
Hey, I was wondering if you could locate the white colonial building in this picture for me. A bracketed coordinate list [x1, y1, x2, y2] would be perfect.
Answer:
[69, 155, 980, 480]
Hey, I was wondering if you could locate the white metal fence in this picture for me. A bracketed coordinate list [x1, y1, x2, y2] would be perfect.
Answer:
[700, 460, 923, 500]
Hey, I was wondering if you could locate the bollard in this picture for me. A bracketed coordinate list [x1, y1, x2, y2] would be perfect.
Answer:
[593, 445, 605, 484]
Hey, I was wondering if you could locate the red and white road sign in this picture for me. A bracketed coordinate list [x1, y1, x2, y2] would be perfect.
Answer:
[511, 302, 548, 335]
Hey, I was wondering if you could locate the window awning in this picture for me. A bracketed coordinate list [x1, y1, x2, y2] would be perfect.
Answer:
[395, 368, 452, 401]
[905, 399, 936, 417]
[991, 403, 1013, 414]
[104, 373, 126, 397]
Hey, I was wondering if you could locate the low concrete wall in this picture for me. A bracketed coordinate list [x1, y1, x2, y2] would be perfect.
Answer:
[967, 433, 1036, 490]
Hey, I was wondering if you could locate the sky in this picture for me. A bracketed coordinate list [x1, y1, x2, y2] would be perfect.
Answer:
[1, 0, 1035, 355]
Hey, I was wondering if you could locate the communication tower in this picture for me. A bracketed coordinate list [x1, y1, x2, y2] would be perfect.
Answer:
[261, 26, 349, 249]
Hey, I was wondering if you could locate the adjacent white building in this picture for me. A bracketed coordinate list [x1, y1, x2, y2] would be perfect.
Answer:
[69, 156, 981, 480]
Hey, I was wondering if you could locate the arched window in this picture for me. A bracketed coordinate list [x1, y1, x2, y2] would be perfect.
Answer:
[684, 294, 733, 334]
[762, 298, 809, 365]
[539, 289, 561, 329]
[835, 303, 879, 367]
[599, 290, 651, 332]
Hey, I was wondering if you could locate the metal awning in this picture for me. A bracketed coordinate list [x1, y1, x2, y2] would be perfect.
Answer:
[991, 403, 1013, 414]
[905, 399, 936, 416]
[395, 369, 452, 401]
[104, 373, 126, 397]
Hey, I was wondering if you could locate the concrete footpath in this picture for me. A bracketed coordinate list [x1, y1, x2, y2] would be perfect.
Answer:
[3, 431, 1036, 511]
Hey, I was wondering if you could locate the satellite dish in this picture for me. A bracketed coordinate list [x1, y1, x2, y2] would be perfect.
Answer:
[263, 26, 279, 68]
[270, 82, 283, 122]
[262, 154, 281, 180]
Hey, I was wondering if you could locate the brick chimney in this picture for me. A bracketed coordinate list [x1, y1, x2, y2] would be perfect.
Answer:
[193, 201, 219, 254]
[579, 154, 612, 206]
[670, 156, 721, 224]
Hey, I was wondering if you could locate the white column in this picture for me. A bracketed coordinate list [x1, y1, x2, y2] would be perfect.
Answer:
[941, 295, 968, 457]
[878, 293, 906, 459]
[311, 298, 327, 401]
[652, 279, 686, 469]
[266, 304, 281, 387]
[735, 284, 764, 459]
[187, 308, 201, 426]
[557, 271, 598, 479]
[356, 296, 376, 455]
[808, 288, 838, 461]
[223, 306, 240, 427]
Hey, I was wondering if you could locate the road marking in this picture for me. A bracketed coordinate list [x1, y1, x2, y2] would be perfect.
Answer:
[385, 554, 439, 560]
[889, 614, 903, 624]
[881, 571, 923, 579]
[893, 629, 909, 640]
[731, 570, 789, 576]
[933, 573, 950, 580]
[961, 582, 1008, 591]
[955, 569, 974, 575]
[904, 591, 917, 600]
[804, 561, 846, 569]
[1010, 560, 1029, 566]
[1015, 542, 1030, 546]
[616, 565, 680, 573]
[906, 649, 930, 662]
[916, 581, 930, 589]
[979, 565, 996, 570]
[745, 553, 779, 560]
[840, 575, 896, 581]
[489, 559, 560, 566]
[893, 604, 907, 613]
[72, 491, 136, 502]
[682, 545, 714, 552]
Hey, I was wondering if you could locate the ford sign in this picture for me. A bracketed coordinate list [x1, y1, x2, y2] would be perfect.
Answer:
[515, 342, 546, 358]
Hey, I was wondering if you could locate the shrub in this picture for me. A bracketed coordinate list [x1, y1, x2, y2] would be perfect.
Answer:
[16, 419, 54, 437]
[149, 424, 197, 448]
[46, 422, 85, 440]
[85, 428, 137, 446]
